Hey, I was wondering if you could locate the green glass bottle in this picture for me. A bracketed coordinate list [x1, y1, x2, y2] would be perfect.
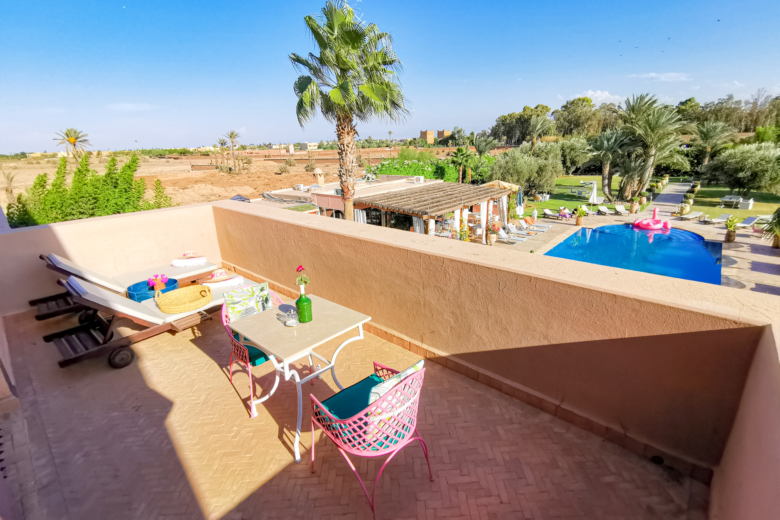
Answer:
[296, 285, 312, 323]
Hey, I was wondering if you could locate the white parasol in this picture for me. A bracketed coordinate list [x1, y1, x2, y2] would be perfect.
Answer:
[587, 182, 599, 211]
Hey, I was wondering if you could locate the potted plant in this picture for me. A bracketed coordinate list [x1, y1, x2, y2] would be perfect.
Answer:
[574, 207, 587, 226]
[533, 193, 542, 201]
[639, 191, 649, 205]
[724, 216, 738, 243]
[486, 221, 500, 245]
[630, 197, 640, 214]
[684, 192, 694, 205]
[762, 208, 780, 249]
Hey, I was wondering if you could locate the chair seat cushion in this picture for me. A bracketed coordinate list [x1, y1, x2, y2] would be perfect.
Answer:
[233, 332, 269, 367]
[321, 374, 384, 420]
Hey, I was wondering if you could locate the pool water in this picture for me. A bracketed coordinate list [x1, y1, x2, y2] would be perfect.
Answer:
[546, 224, 722, 284]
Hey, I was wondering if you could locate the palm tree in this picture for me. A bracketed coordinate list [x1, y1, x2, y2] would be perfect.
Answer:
[225, 131, 240, 167]
[54, 128, 91, 158]
[217, 138, 228, 150]
[621, 94, 688, 195]
[589, 130, 633, 201]
[528, 115, 554, 151]
[388, 130, 392, 143]
[449, 147, 474, 183]
[474, 135, 498, 157]
[613, 155, 646, 201]
[694, 120, 735, 166]
[290, 0, 407, 220]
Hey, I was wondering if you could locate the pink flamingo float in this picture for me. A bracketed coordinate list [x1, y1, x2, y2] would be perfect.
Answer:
[633, 208, 672, 243]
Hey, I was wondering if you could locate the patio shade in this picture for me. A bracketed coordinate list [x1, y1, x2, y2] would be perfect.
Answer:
[354, 183, 512, 218]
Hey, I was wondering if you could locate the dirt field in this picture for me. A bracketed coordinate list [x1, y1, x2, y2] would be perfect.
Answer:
[0, 157, 343, 208]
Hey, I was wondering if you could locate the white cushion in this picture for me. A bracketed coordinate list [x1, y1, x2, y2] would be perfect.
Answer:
[369, 360, 424, 404]
[49, 254, 125, 293]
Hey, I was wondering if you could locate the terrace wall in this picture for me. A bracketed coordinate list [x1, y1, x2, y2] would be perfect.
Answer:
[211, 200, 780, 473]
[709, 325, 780, 519]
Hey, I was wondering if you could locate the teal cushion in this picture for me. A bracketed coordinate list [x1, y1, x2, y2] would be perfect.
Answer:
[321, 374, 384, 420]
[233, 332, 269, 367]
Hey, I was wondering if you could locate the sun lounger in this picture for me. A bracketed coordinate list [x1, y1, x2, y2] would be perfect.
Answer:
[678, 211, 703, 221]
[579, 205, 597, 216]
[735, 216, 760, 228]
[701, 213, 731, 225]
[515, 221, 548, 233]
[506, 224, 536, 237]
[497, 229, 527, 244]
[45, 276, 262, 368]
[542, 209, 563, 219]
[614, 205, 630, 216]
[597, 205, 615, 216]
[31, 253, 218, 321]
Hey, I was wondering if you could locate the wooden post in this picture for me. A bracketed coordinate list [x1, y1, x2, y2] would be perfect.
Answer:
[453, 208, 461, 240]
[480, 202, 488, 244]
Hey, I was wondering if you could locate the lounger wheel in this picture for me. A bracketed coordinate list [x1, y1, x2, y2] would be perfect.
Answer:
[108, 347, 135, 369]
[77, 310, 94, 324]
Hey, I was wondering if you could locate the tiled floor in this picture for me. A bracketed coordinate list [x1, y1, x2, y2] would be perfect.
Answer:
[496, 182, 780, 295]
[2, 310, 709, 520]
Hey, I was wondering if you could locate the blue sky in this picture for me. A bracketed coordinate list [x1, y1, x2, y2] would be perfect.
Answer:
[1, 0, 778, 153]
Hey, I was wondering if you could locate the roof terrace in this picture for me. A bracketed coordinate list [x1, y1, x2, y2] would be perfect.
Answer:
[0, 200, 778, 520]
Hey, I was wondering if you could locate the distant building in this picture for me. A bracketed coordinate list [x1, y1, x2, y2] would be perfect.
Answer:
[269, 144, 284, 149]
[437, 130, 451, 139]
[419, 130, 434, 144]
[301, 142, 319, 151]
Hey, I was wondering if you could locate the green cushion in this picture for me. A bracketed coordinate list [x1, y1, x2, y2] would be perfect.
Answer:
[321, 374, 384, 420]
[233, 332, 269, 367]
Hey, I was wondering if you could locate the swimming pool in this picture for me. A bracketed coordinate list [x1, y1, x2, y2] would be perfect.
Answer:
[545, 224, 722, 284]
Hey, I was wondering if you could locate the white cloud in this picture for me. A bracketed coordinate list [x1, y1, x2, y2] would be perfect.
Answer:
[732, 80, 746, 88]
[106, 102, 157, 112]
[575, 90, 623, 104]
[628, 72, 692, 82]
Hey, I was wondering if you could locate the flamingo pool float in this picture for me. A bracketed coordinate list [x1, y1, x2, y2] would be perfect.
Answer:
[634, 208, 672, 231]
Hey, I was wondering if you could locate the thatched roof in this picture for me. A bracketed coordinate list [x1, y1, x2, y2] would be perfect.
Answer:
[355, 183, 511, 217]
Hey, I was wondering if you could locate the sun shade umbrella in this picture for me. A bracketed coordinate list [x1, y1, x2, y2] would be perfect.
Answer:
[588, 182, 599, 211]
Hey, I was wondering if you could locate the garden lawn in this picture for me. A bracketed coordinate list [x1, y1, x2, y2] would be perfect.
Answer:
[521, 175, 655, 217]
[689, 185, 780, 221]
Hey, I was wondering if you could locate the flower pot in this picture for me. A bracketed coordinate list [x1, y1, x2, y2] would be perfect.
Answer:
[630, 202, 639, 214]
[488, 234, 498, 246]
[773, 235, 780, 249]
[575, 216, 584, 226]
[533, 194, 541, 201]
[725, 230, 736, 243]
[640, 196, 647, 205]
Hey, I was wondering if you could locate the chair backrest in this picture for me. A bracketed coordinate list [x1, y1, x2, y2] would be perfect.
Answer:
[498, 229, 510, 239]
[48, 254, 125, 292]
[718, 214, 731, 220]
[741, 217, 758, 225]
[313, 368, 426, 456]
[543, 209, 555, 216]
[598, 206, 609, 212]
[615, 205, 626, 211]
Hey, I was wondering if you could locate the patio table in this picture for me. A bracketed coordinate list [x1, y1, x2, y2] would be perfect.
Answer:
[720, 196, 742, 208]
[228, 295, 371, 462]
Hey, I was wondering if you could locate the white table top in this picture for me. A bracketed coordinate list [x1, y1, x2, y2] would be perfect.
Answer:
[721, 196, 742, 201]
[228, 295, 371, 364]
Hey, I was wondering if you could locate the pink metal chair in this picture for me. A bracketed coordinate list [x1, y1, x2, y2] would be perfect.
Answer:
[311, 362, 433, 519]
[221, 288, 284, 417]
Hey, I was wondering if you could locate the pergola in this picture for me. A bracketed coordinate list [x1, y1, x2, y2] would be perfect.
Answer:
[354, 183, 512, 243]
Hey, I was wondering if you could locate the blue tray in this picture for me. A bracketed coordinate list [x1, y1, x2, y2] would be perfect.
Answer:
[126, 279, 179, 302]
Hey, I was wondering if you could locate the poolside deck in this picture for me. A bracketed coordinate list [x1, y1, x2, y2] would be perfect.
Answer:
[1, 310, 709, 520]
[495, 182, 780, 296]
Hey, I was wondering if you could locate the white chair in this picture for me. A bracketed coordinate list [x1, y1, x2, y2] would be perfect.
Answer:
[579, 205, 596, 216]
[701, 214, 732, 225]
[614, 205, 630, 216]
[597, 205, 615, 215]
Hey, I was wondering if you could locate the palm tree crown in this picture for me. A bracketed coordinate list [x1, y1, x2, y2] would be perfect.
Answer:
[54, 128, 91, 157]
[290, 0, 407, 219]
[694, 120, 735, 165]
[474, 135, 499, 157]
[449, 147, 475, 184]
[528, 115, 554, 151]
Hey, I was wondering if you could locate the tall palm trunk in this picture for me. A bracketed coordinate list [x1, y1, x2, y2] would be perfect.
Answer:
[703, 147, 711, 166]
[230, 141, 235, 169]
[633, 149, 656, 197]
[458, 166, 463, 184]
[531, 136, 537, 152]
[601, 162, 613, 202]
[467, 167, 471, 184]
[336, 113, 358, 221]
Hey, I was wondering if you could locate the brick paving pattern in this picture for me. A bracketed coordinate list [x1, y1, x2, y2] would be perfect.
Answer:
[3, 311, 709, 519]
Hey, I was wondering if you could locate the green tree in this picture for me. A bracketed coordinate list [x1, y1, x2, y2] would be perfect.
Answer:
[589, 130, 633, 201]
[489, 105, 551, 145]
[54, 128, 91, 158]
[528, 115, 554, 151]
[225, 130, 240, 168]
[621, 94, 689, 195]
[40, 158, 70, 222]
[694, 120, 736, 166]
[25, 173, 48, 222]
[474, 135, 498, 157]
[68, 154, 97, 220]
[290, 0, 407, 220]
[559, 137, 591, 176]
[151, 179, 175, 209]
[553, 97, 596, 136]
[449, 147, 475, 183]
[489, 142, 562, 195]
[614, 155, 646, 200]
[676, 97, 702, 122]
[702, 143, 780, 196]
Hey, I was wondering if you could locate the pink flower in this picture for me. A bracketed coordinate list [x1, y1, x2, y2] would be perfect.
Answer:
[296, 265, 305, 272]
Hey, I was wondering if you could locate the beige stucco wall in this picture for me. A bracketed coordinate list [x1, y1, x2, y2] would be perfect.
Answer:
[710, 325, 780, 519]
[211, 200, 780, 468]
[0, 203, 222, 319]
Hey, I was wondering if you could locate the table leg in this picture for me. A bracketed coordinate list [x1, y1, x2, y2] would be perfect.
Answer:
[294, 380, 303, 463]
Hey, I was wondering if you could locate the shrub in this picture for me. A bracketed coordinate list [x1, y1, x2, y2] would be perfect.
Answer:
[279, 163, 290, 174]
[684, 193, 694, 200]
[285, 157, 296, 167]
[639, 191, 649, 197]
[304, 162, 316, 172]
